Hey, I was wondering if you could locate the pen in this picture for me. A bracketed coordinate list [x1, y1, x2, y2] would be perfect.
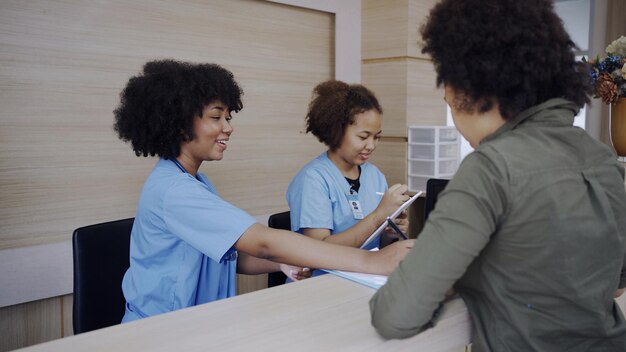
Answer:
[386, 217, 407, 240]
[376, 192, 384, 196]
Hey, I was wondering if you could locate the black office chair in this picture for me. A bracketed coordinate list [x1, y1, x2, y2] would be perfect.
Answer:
[72, 218, 134, 334]
[267, 211, 290, 287]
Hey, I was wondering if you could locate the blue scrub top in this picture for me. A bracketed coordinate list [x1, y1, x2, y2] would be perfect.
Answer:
[121, 159, 256, 322]
[287, 152, 388, 273]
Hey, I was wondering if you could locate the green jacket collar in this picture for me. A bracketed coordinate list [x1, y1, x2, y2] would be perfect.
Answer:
[481, 98, 580, 145]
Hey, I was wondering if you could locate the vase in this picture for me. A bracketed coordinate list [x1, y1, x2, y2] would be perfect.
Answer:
[610, 98, 626, 157]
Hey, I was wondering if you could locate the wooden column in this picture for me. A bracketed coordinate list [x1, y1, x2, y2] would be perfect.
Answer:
[362, 0, 445, 186]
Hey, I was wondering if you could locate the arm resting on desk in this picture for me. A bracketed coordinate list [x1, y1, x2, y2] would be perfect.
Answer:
[370, 153, 503, 339]
[369, 212, 491, 339]
[236, 252, 310, 281]
[234, 223, 413, 275]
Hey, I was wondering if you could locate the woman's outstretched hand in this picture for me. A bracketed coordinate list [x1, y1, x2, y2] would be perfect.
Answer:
[368, 239, 415, 275]
[280, 264, 311, 281]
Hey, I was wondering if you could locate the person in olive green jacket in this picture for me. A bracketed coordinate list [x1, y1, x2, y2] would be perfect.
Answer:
[369, 0, 626, 351]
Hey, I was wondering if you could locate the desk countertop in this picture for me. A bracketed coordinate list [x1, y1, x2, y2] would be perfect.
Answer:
[18, 275, 470, 352]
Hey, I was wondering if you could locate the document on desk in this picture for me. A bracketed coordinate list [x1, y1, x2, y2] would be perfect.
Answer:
[324, 269, 388, 289]
[323, 248, 388, 289]
[360, 191, 423, 249]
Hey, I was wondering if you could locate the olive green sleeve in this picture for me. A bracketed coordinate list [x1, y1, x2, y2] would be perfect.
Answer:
[369, 149, 508, 339]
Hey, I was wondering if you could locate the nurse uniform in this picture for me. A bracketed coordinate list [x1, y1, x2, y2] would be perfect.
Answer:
[121, 159, 256, 322]
[286, 152, 388, 276]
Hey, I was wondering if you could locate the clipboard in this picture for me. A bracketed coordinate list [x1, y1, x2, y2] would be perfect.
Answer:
[360, 191, 423, 249]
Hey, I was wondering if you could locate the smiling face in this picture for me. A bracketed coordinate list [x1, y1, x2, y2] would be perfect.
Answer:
[328, 109, 382, 176]
[177, 100, 233, 172]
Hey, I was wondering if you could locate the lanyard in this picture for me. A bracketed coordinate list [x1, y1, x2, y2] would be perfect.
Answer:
[171, 159, 188, 174]
[171, 159, 202, 181]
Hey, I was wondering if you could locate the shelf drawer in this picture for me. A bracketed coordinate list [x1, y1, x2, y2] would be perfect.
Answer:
[408, 159, 458, 175]
[408, 143, 458, 160]
[408, 126, 458, 143]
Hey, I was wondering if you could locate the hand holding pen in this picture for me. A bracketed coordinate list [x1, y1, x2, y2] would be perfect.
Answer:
[375, 184, 410, 218]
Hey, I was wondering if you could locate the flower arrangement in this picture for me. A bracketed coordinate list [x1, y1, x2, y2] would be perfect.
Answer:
[584, 36, 626, 105]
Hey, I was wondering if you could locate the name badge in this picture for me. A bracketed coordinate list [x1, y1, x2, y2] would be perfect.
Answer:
[221, 248, 238, 263]
[346, 192, 364, 220]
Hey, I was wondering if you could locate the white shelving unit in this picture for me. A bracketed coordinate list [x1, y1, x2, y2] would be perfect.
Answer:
[407, 126, 461, 192]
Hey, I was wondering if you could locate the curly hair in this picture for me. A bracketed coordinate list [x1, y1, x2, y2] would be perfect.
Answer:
[306, 80, 382, 151]
[113, 59, 243, 159]
[420, 0, 591, 119]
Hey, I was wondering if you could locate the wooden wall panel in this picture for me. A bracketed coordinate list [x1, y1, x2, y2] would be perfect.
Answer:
[362, 0, 446, 247]
[362, 0, 409, 60]
[61, 295, 73, 338]
[0, 0, 333, 249]
[363, 0, 438, 60]
[362, 61, 408, 137]
[0, 296, 63, 351]
[369, 140, 407, 186]
[363, 59, 446, 138]
[237, 274, 269, 296]
[407, 0, 439, 59]
[406, 59, 447, 126]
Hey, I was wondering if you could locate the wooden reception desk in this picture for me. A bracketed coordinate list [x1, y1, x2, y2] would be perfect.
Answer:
[18, 275, 471, 352]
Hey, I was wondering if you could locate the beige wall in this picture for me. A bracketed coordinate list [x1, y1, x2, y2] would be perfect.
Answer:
[0, 0, 332, 251]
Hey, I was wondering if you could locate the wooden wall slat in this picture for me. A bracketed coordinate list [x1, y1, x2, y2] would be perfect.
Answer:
[362, 60, 409, 137]
[362, 0, 409, 60]
[406, 59, 446, 126]
[362, 58, 445, 138]
[369, 140, 407, 187]
[0, 0, 333, 249]
[407, 0, 439, 59]
[0, 296, 63, 352]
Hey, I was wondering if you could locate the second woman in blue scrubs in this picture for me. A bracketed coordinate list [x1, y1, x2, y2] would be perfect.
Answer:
[287, 80, 410, 277]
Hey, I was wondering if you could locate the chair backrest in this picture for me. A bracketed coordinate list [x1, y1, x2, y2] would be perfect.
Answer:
[267, 211, 291, 287]
[72, 218, 134, 334]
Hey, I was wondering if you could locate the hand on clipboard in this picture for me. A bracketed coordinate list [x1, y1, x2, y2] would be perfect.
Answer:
[361, 190, 423, 249]
[376, 184, 410, 216]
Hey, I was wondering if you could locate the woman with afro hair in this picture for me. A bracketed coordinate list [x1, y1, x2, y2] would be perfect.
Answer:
[114, 60, 414, 322]
[370, 0, 626, 350]
[286, 80, 410, 279]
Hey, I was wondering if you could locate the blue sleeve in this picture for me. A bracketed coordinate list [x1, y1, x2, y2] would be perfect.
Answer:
[162, 180, 257, 262]
[287, 169, 335, 232]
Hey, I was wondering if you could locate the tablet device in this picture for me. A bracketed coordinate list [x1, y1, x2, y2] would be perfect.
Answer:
[424, 178, 449, 221]
[360, 191, 423, 249]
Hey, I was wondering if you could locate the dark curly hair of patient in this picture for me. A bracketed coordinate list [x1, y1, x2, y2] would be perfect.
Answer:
[113, 59, 243, 159]
[306, 80, 382, 151]
[420, 0, 592, 119]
